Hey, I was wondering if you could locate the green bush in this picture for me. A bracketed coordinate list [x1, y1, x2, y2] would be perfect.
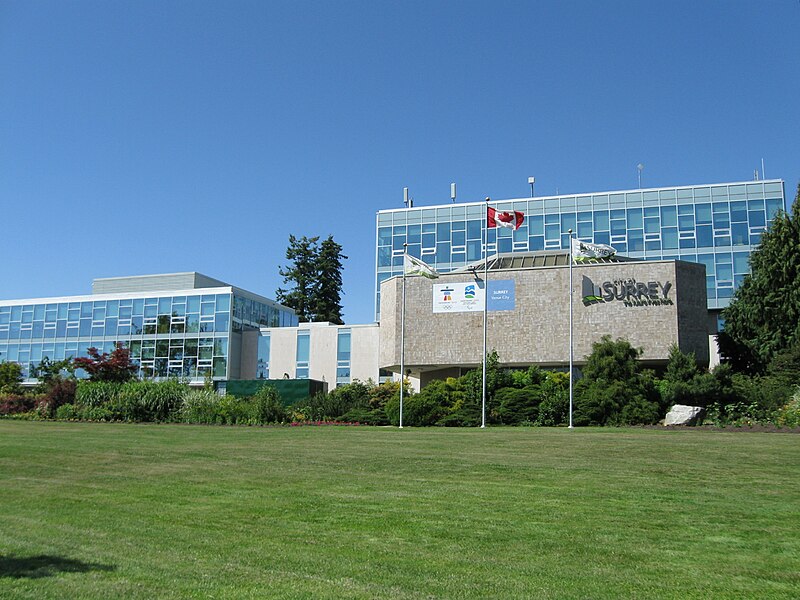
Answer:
[75, 380, 122, 408]
[78, 405, 114, 421]
[535, 375, 569, 426]
[494, 386, 540, 425]
[775, 389, 800, 427]
[138, 380, 187, 421]
[55, 404, 78, 420]
[340, 406, 389, 425]
[252, 385, 287, 424]
[180, 389, 222, 424]
[385, 392, 444, 427]
[216, 395, 253, 425]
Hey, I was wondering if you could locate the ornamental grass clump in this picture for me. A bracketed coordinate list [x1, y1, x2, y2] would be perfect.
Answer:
[180, 389, 221, 424]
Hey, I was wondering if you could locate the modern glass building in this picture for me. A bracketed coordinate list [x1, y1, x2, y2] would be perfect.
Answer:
[0, 272, 297, 384]
[375, 179, 786, 319]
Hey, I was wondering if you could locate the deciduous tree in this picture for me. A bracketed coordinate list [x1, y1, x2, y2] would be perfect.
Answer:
[72, 343, 137, 382]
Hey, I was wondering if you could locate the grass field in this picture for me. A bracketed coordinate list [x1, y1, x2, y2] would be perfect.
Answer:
[1, 422, 798, 599]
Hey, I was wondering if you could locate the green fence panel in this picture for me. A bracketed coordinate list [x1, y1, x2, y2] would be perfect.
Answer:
[226, 379, 327, 405]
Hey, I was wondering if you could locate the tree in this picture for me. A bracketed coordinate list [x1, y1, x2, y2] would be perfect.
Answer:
[573, 336, 661, 425]
[276, 235, 347, 323]
[717, 183, 800, 374]
[314, 236, 347, 324]
[276, 235, 320, 323]
[0, 361, 23, 394]
[72, 343, 137, 382]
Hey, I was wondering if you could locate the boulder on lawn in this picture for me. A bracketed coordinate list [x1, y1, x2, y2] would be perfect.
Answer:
[664, 404, 705, 426]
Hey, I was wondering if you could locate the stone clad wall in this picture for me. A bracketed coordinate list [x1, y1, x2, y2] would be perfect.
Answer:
[379, 260, 708, 371]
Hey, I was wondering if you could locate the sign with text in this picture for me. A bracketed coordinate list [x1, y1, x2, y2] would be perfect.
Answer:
[432, 280, 515, 313]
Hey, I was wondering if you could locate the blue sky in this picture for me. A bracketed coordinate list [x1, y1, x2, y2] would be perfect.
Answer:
[1, 1, 799, 324]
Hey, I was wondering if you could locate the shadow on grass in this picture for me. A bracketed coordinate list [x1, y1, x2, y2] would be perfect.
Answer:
[0, 554, 116, 579]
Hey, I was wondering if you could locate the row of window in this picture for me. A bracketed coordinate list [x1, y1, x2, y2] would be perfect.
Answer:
[233, 294, 298, 329]
[0, 336, 228, 380]
[0, 294, 231, 322]
[377, 182, 785, 226]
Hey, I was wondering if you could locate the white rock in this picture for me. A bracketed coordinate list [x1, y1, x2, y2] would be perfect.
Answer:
[664, 404, 705, 426]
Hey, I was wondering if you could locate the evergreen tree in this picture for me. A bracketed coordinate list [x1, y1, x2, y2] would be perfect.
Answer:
[314, 236, 347, 324]
[276, 234, 347, 323]
[717, 183, 800, 374]
[276, 235, 320, 322]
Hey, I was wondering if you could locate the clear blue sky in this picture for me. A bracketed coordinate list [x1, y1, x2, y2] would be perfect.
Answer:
[1, 1, 799, 324]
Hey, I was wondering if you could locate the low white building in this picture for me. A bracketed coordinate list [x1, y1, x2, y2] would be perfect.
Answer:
[249, 322, 383, 389]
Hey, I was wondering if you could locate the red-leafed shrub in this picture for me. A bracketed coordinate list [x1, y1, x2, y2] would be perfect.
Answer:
[0, 394, 36, 415]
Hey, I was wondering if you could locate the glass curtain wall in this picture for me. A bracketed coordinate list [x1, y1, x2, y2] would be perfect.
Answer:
[375, 181, 786, 317]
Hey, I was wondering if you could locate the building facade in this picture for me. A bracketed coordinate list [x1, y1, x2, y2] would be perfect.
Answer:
[253, 322, 382, 388]
[375, 180, 786, 319]
[379, 253, 709, 388]
[0, 273, 297, 385]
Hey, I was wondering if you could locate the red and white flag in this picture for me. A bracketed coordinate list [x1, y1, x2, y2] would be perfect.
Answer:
[487, 207, 525, 230]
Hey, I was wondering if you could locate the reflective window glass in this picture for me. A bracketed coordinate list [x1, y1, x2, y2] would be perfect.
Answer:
[695, 204, 712, 224]
[593, 211, 609, 231]
[731, 223, 749, 245]
[660, 206, 677, 227]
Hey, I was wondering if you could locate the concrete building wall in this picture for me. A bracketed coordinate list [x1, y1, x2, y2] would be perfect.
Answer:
[269, 328, 298, 379]
[240, 330, 260, 380]
[257, 323, 380, 387]
[308, 325, 337, 384]
[380, 259, 708, 376]
[350, 324, 381, 384]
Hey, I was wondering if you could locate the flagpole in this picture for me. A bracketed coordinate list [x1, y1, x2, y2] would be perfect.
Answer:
[481, 197, 489, 429]
[568, 229, 574, 429]
[399, 244, 407, 429]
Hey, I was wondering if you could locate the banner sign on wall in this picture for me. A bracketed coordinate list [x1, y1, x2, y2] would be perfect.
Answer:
[432, 280, 515, 313]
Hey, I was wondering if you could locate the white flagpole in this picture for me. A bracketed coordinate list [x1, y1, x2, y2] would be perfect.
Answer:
[399, 244, 407, 429]
[568, 229, 574, 429]
[481, 197, 489, 428]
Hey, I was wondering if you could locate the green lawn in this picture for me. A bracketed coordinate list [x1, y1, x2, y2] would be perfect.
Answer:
[1, 422, 798, 599]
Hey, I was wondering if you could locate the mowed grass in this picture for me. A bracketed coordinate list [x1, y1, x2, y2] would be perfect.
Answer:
[0, 422, 798, 599]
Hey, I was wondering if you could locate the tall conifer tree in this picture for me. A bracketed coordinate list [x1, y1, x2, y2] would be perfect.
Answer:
[717, 183, 800, 374]
[276, 234, 347, 324]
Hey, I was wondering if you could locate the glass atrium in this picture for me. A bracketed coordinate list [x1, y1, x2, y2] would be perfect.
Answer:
[375, 180, 786, 318]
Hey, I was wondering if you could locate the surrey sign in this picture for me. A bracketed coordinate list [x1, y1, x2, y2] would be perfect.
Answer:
[582, 275, 673, 307]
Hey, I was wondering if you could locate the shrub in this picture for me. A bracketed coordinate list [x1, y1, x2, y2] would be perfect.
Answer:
[37, 379, 77, 418]
[340, 406, 389, 425]
[0, 394, 36, 415]
[775, 389, 800, 428]
[252, 385, 287, 424]
[75, 380, 122, 408]
[385, 391, 444, 427]
[138, 380, 187, 421]
[535, 374, 569, 426]
[494, 386, 540, 425]
[55, 404, 78, 420]
[180, 389, 221, 424]
[78, 405, 114, 422]
[216, 395, 252, 425]
[0, 362, 23, 395]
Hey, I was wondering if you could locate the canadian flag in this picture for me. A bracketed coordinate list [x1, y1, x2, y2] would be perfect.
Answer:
[487, 207, 525, 230]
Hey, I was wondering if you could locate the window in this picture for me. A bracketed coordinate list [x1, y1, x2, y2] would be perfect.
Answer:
[296, 331, 310, 379]
[337, 329, 351, 385]
[257, 334, 270, 379]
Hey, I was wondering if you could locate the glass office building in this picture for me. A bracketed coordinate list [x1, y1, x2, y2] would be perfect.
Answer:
[0, 273, 297, 383]
[375, 179, 786, 318]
